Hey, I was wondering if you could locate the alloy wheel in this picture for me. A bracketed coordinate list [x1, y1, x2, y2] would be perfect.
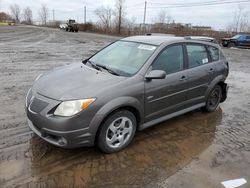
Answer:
[106, 117, 133, 148]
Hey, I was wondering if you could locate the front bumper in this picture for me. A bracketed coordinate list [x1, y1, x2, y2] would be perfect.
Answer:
[27, 118, 93, 148]
[25, 89, 97, 148]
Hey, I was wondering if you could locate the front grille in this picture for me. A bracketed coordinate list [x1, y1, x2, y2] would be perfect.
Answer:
[29, 97, 49, 113]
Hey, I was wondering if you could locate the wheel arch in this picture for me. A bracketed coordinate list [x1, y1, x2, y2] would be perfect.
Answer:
[88, 96, 144, 144]
[205, 75, 226, 100]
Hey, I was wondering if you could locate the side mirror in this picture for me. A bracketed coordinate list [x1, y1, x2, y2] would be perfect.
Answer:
[145, 70, 166, 80]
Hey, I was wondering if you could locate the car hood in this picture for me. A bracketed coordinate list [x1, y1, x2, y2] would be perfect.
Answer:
[33, 63, 127, 101]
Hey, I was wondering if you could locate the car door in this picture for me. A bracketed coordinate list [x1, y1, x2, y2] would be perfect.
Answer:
[144, 44, 188, 122]
[237, 35, 246, 46]
[244, 35, 250, 47]
[185, 43, 216, 106]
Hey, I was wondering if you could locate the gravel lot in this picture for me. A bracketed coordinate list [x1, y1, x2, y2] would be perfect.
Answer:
[0, 25, 250, 188]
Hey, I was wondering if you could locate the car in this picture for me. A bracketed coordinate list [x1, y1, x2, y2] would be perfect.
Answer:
[25, 35, 229, 153]
[221, 34, 250, 47]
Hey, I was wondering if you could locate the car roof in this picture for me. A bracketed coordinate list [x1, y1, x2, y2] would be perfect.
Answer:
[121, 35, 217, 46]
[121, 36, 184, 46]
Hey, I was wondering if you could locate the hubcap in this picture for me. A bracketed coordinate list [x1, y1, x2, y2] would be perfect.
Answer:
[106, 117, 133, 148]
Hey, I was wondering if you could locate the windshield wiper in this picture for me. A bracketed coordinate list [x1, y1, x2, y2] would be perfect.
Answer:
[96, 64, 120, 76]
[83, 60, 101, 71]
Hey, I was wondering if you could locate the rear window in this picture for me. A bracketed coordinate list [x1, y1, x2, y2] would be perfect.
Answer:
[186, 44, 209, 68]
[207, 46, 219, 61]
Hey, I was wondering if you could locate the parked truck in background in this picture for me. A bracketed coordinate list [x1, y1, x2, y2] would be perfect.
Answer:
[60, 20, 79, 32]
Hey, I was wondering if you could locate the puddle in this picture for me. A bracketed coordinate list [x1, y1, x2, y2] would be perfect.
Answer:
[0, 109, 222, 187]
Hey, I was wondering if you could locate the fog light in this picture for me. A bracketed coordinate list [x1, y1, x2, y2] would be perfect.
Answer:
[58, 137, 67, 145]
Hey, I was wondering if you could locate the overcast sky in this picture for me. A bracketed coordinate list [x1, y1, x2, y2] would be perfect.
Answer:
[0, 0, 250, 30]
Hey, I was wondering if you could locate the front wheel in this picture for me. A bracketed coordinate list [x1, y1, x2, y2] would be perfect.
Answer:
[203, 85, 222, 112]
[228, 42, 236, 48]
[97, 110, 136, 153]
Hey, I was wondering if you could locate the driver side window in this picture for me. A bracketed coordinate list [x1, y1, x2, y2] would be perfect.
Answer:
[152, 45, 184, 74]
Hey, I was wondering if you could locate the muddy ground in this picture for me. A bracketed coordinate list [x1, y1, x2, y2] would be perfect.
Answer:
[0, 25, 250, 188]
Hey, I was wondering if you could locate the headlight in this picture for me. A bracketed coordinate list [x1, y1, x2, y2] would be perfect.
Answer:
[54, 98, 96, 117]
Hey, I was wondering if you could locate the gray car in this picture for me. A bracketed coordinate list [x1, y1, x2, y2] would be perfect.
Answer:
[26, 35, 229, 153]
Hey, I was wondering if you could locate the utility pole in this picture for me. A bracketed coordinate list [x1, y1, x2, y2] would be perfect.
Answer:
[143, 1, 147, 33]
[118, 5, 122, 34]
[84, 6, 86, 24]
[52, 9, 55, 21]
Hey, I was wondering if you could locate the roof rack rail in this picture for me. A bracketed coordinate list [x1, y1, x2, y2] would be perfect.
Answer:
[184, 36, 218, 44]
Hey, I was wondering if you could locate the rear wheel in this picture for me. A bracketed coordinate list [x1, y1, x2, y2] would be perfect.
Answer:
[203, 85, 222, 112]
[97, 110, 136, 153]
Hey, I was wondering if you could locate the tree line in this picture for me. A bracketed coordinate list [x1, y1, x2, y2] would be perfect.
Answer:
[0, 1, 249, 34]
[0, 4, 48, 25]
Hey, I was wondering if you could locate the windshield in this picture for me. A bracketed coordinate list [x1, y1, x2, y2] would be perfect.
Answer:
[89, 41, 157, 77]
[232, 35, 240, 39]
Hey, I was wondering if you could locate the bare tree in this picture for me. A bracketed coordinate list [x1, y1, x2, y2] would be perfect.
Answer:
[95, 6, 113, 32]
[23, 6, 32, 24]
[126, 16, 136, 30]
[153, 10, 173, 32]
[124, 16, 136, 35]
[157, 10, 167, 24]
[10, 4, 21, 23]
[239, 11, 249, 32]
[155, 10, 172, 24]
[39, 4, 49, 25]
[228, 5, 250, 32]
[0, 12, 11, 22]
[114, 0, 125, 34]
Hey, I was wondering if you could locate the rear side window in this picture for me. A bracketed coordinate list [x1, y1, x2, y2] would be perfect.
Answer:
[246, 36, 250, 40]
[207, 46, 219, 61]
[186, 44, 209, 68]
[152, 45, 184, 74]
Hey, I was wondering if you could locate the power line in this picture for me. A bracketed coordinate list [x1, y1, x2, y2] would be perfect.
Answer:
[150, 0, 250, 8]
[148, 0, 229, 6]
[130, 0, 250, 9]
[128, 2, 145, 7]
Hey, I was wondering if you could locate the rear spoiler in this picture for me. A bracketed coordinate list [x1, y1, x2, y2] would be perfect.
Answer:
[184, 36, 218, 44]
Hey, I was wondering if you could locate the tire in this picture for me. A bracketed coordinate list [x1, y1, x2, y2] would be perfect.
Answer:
[228, 42, 236, 48]
[203, 85, 222, 112]
[97, 110, 137, 153]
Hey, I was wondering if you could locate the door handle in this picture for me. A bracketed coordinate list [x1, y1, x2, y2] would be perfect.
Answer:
[179, 76, 187, 81]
